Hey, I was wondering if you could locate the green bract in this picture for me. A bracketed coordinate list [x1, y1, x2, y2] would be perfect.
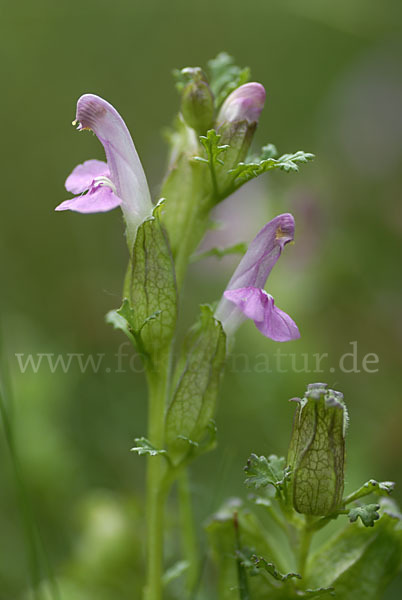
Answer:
[128, 201, 178, 361]
[179, 68, 214, 135]
[165, 305, 226, 464]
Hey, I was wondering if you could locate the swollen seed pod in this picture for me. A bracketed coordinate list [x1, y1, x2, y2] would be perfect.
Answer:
[287, 383, 348, 516]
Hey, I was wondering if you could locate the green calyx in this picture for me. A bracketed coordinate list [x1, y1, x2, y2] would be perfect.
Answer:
[287, 383, 347, 517]
[180, 68, 215, 135]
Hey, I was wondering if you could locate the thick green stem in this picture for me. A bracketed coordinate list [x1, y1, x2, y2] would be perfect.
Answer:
[144, 355, 170, 600]
[297, 518, 313, 579]
[174, 207, 208, 291]
[178, 469, 199, 593]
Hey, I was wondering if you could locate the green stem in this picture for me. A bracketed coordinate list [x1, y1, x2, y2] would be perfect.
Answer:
[178, 469, 199, 593]
[174, 207, 208, 291]
[297, 518, 313, 579]
[144, 354, 171, 600]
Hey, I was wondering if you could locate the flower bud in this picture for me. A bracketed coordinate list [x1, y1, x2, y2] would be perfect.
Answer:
[216, 82, 266, 170]
[287, 383, 347, 516]
[180, 68, 214, 135]
[216, 82, 266, 127]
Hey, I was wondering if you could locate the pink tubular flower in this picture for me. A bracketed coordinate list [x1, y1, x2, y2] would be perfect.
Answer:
[56, 94, 153, 248]
[215, 214, 300, 342]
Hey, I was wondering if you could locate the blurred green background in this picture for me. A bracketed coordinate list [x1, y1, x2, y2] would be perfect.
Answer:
[1, 0, 402, 598]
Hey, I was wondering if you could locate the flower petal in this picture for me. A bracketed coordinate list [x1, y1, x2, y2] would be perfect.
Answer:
[215, 214, 295, 335]
[223, 287, 266, 322]
[65, 159, 109, 194]
[222, 286, 299, 342]
[76, 94, 153, 245]
[254, 294, 300, 342]
[55, 186, 121, 214]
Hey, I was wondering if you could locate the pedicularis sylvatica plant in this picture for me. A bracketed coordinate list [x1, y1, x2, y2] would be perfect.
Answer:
[57, 54, 402, 599]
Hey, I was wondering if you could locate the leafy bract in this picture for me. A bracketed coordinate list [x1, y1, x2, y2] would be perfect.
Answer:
[106, 204, 177, 362]
[165, 306, 226, 464]
[128, 201, 177, 360]
[229, 150, 315, 188]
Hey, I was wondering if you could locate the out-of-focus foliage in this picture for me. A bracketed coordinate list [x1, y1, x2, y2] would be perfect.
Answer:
[1, 0, 402, 598]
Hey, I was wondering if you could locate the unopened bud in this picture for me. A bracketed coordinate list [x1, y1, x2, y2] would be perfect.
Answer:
[180, 68, 214, 135]
[216, 83, 266, 169]
[287, 383, 347, 516]
[216, 82, 266, 127]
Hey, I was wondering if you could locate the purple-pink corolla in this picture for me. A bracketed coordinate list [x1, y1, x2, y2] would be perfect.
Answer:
[215, 214, 300, 342]
[216, 82, 266, 126]
[56, 94, 153, 248]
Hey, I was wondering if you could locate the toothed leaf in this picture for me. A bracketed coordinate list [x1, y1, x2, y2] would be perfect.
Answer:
[348, 504, 380, 527]
[207, 52, 250, 107]
[244, 454, 287, 491]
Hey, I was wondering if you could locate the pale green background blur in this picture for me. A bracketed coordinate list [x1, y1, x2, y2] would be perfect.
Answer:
[1, 0, 402, 598]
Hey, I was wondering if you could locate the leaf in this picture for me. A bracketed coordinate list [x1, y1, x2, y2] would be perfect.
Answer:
[129, 201, 177, 360]
[348, 504, 380, 527]
[191, 242, 247, 262]
[229, 150, 315, 189]
[244, 454, 288, 491]
[302, 588, 335, 598]
[165, 305, 226, 464]
[251, 555, 301, 582]
[307, 508, 402, 599]
[207, 52, 250, 107]
[194, 128, 229, 166]
[130, 437, 167, 457]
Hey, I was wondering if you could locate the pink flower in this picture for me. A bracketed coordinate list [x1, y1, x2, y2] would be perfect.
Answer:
[215, 214, 300, 342]
[56, 94, 153, 248]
